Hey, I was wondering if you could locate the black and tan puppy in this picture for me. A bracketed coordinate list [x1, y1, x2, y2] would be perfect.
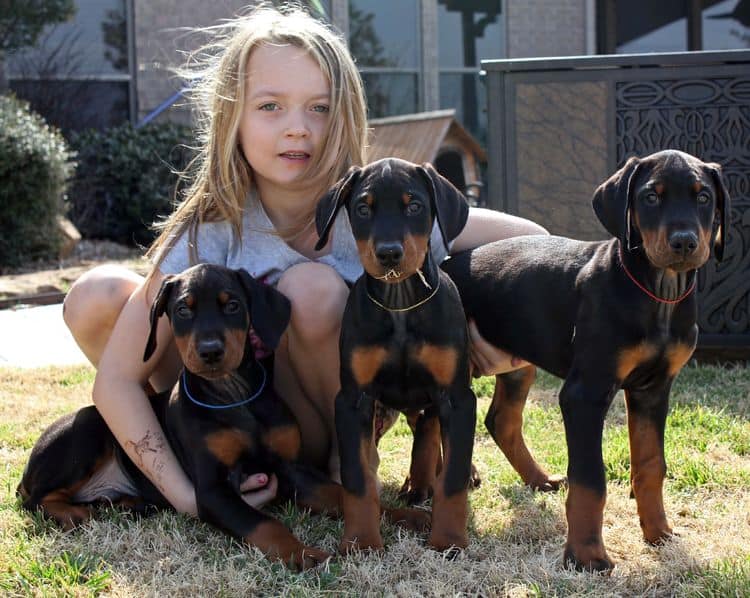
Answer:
[442, 149, 730, 571]
[18, 264, 342, 570]
[315, 157, 476, 553]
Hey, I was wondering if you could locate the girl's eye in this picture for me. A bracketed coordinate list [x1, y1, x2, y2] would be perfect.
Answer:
[697, 191, 711, 204]
[644, 192, 660, 206]
[259, 103, 279, 111]
[356, 203, 371, 218]
[311, 104, 329, 113]
[224, 300, 240, 315]
[176, 305, 193, 319]
[406, 201, 423, 215]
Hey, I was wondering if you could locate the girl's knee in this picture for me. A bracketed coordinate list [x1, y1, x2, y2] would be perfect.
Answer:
[277, 263, 348, 340]
[63, 265, 142, 336]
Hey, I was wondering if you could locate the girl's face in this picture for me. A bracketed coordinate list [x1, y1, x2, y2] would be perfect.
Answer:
[239, 43, 331, 198]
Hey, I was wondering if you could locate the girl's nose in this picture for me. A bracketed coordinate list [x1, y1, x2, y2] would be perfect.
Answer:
[284, 111, 310, 137]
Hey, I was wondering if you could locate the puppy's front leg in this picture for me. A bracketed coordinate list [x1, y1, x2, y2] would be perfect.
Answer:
[559, 367, 619, 572]
[336, 389, 383, 553]
[429, 387, 476, 552]
[624, 383, 673, 544]
[193, 453, 329, 570]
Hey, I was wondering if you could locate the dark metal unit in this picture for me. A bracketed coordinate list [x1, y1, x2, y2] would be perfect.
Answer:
[482, 50, 750, 357]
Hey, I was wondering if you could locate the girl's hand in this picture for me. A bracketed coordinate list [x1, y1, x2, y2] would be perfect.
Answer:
[239, 473, 278, 508]
[468, 319, 529, 377]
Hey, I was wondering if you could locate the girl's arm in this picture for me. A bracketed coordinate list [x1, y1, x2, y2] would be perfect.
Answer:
[450, 207, 548, 376]
[92, 272, 199, 515]
[451, 207, 548, 253]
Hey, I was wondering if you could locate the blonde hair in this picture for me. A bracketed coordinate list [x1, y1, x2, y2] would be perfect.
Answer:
[147, 3, 368, 271]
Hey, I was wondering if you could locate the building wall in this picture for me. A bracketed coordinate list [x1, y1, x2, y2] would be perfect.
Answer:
[506, 0, 587, 58]
[133, 0, 591, 125]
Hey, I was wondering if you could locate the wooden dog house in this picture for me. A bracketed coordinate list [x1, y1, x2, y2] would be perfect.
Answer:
[367, 109, 487, 205]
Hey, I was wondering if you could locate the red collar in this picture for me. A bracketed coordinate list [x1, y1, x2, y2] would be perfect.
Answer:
[618, 245, 696, 305]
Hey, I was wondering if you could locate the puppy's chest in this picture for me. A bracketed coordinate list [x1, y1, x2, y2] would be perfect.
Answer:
[347, 313, 460, 400]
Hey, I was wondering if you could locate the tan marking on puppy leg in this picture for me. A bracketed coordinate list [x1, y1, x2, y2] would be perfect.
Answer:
[244, 520, 330, 571]
[625, 400, 672, 543]
[428, 440, 469, 551]
[564, 483, 613, 571]
[340, 436, 382, 553]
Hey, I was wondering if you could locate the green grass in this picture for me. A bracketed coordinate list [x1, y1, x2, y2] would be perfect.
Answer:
[0, 363, 749, 595]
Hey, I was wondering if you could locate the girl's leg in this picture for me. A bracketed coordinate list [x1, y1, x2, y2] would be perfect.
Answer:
[275, 263, 349, 477]
[63, 265, 181, 390]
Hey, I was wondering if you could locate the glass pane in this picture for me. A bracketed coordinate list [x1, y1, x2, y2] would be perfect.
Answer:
[437, 1, 504, 67]
[439, 73, 487, 145]
[9, 80, 129, 134]
[616, 0, 687, 53]
[348, 0, 420, 68]
[7, 0, 128, 76]
[703, 0, 750, 50]
[361, 73, 418, 118]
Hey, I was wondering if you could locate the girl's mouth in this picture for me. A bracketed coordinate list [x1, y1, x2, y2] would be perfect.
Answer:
[280, 151, 310, 160]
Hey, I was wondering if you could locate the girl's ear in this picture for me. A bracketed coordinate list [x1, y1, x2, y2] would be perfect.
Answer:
[314, 165, 361, 250]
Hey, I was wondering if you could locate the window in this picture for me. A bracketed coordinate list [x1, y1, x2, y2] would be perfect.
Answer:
[599, 0, 750, 53]
[7, 0, 132, 133]
[437, 0, 503, 144]
[348, 0, 421, 118]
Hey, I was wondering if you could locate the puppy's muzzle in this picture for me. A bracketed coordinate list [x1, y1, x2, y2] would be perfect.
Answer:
[197, 337, 225, 366]
[669, 230, 699, 259]
[375, 242, 404, 269]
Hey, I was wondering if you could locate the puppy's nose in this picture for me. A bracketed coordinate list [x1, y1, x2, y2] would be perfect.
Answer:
[669, 231, 698, 257]
[375, 242, 404, 267]
[198, 338, 225, 365]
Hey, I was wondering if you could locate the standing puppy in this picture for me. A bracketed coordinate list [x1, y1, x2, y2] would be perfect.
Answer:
[315, 158, 476, 553]
[442, 150, 730, 571]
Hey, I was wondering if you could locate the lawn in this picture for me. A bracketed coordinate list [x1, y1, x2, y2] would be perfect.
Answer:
[1, 364, 749, 596]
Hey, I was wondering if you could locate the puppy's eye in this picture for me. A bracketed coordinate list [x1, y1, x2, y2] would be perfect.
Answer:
[356, 203, 371, 218]
[406, 201, 423, 216]
[697, 191, 711, 204]
[644, 192, 660, 206]
[224, 300, 240, 315]
[176, 305, 193, 319]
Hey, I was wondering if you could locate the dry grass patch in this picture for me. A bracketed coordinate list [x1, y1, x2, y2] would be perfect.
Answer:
[1, 364, 749, 596]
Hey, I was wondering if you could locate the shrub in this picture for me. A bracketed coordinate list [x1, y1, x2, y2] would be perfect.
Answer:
[68, 122, 195, 246]
[0, 94, 75, 269]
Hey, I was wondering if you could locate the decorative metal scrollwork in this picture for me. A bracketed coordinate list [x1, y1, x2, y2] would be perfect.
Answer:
[617, 77, 750, 337]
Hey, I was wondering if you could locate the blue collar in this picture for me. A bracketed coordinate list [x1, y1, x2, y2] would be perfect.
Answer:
[181, 361, 267, 409]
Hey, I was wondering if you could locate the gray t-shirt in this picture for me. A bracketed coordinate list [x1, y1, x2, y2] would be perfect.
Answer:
[157, 192, 449, 285]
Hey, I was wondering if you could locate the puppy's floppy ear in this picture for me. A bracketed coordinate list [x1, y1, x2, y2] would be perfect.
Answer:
[417, 162, 470, 253]
[143, 276, 177, 362]
[236, 269, 291, 351]
[592, 156, 642, 247]
[314, 165, 361, 251]
[705, 162, 731, 262]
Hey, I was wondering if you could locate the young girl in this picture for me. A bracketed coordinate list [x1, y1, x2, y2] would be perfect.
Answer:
[63, 4, 546, 515]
